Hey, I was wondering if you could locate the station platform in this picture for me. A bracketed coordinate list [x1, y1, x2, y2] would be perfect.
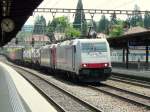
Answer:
[0, 61, 58, 112]
[112, 67, 150, 79]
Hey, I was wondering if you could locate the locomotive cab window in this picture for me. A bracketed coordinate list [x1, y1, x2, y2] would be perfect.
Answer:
[81, 42, 107, 52]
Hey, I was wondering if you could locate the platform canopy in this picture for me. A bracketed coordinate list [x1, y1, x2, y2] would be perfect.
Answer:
[0, 0, 43, 47]
[108, 27, 150, 48]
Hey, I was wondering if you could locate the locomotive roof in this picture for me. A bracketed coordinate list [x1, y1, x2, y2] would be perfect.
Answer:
[39, 39, 108, 48]
[40, 45, 51, 49]
[75, 38, 107, 43]
[58, 38, 107, 46]
[39, 44, 57, 50]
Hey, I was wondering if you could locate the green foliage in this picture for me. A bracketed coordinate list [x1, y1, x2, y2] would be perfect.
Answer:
[98, 15, 109, 33]
[81, 21, 88, 36]
[46, 16, 70, 41]
[46, 21, 55, 41]
[144, 11, 150, 29]
[65, 26, 81, 38]
[110, 13, 117, 25]
[73, 0, 87, 36]
[130, 5, 143, 27]
[92, 21, 97, 31]
[48, 16, 69, 33]
[53, 16, 69, 32]
[33, 15, 46, 34]
[87, 20, 97, 31]
[109, 20, 124, 37]
[109, 25, 123, 37]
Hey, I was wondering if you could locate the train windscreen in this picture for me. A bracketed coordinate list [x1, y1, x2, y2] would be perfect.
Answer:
[81, 42, 107, 53]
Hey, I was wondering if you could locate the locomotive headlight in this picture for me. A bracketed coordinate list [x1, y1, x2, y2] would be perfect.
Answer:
[81, 64, 88, 68]
[83, 64, 87, 67]
[104, 63, 108, 67]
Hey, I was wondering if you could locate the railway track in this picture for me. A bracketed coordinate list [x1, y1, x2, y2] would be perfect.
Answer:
[88, 83, 150, 108]
[110, 75, 150, 89]
[11, 64, 102, 112]
[6, 61, 150, 111]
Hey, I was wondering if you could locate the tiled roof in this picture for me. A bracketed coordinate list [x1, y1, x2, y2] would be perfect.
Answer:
[124, 26, 148, 35]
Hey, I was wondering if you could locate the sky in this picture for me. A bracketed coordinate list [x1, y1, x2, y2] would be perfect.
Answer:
[25, 0, 150, 25]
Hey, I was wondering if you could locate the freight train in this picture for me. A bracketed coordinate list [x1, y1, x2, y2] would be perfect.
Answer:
[6, 38, 112, 82]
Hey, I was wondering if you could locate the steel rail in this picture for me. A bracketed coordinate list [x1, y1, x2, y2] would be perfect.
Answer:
[10, 64, 103, 112]
[88, 84, 150, 109]
[110, 75, 150, 89]
[17, 71, 67, 112]
[6, 61, 150, 110]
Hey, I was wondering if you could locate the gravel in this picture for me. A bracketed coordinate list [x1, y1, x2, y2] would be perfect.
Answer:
[16, 69, 94, 112]
[104, 80, 150, 97]
[8, 62, 150, 112]
[23, 68, 149, 112]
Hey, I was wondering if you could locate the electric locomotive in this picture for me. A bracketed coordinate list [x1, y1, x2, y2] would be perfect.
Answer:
[55, 38, 112, 82]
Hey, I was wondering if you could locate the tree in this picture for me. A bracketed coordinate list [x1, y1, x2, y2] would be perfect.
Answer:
[65, 26, 81, 38]
[109, 25, 123, 37]
[73, 0, 87, 36]
[110, 13, 117, 26]
[144, 11, 150, 29]
[48, 16, 69, 33]
[92, 21, 97, 31]
[124, 18, 131, 29]
[82, 21, 88, 36]
[55, 16, 69, 32]
[98, 15, 109, 33]
[87, 20, 97, 31]
[46, 20, 55, 42]
[130, 5, 143, 27]
[46, 16, 70, 41]
[109, 20, 124, 37]
[33, 15, 46, 34]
